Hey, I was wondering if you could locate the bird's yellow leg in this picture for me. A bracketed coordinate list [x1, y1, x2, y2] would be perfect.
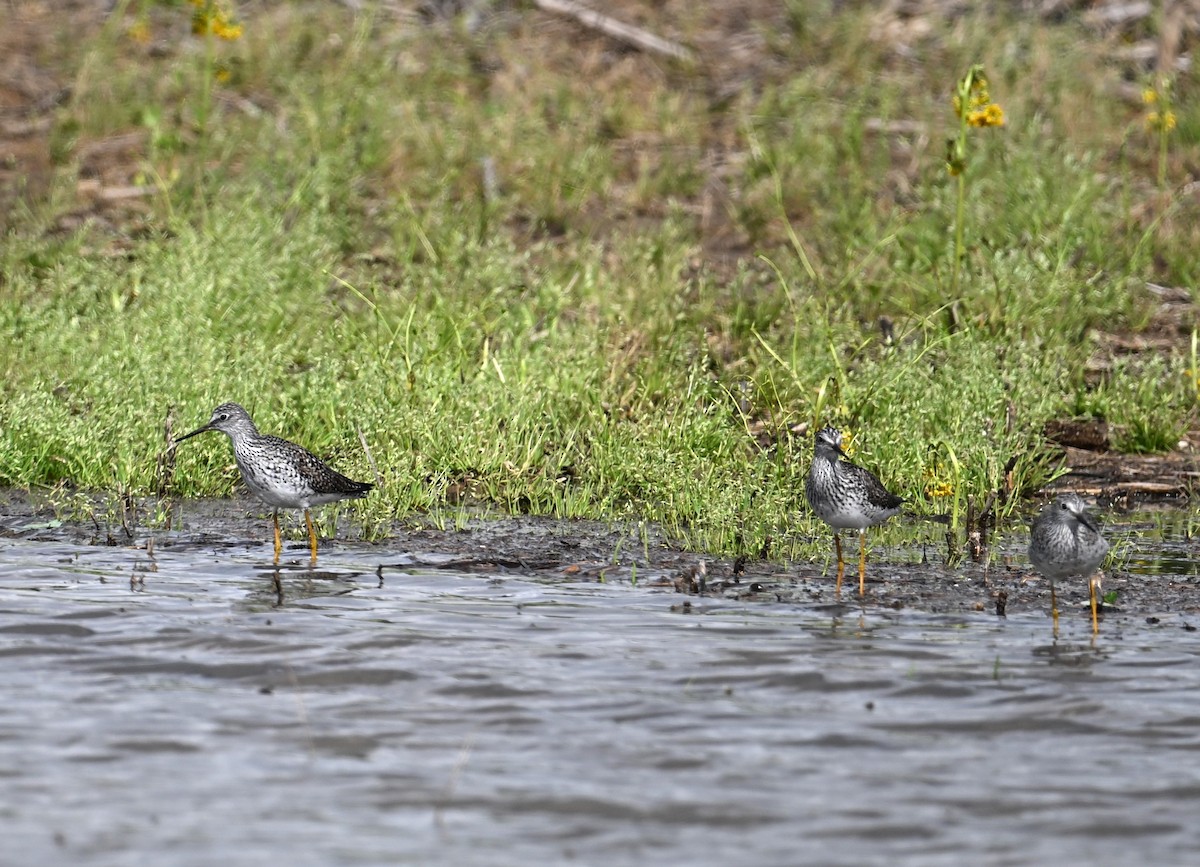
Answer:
[1089, 576, 1099, 635]
[305, 509, 318, 563]
[1050, 579, 1059, 637]
[273, 511, 282, 565]
[858, 531, 868, 597]
[834, 533, 844, 597]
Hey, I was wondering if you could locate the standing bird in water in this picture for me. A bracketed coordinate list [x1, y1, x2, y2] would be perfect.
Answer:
[805, 426, 904, 597]
[175, 402, 374, 564]
[1028, 493, 1109, 635]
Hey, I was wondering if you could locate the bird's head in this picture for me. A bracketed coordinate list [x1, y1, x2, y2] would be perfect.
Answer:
[814, 425, 847, 457]
[176, 402, 257, 444]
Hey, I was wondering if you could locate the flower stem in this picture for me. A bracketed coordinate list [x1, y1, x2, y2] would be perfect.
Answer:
[195, 0, 215, 229]
[952, 169, 966, 298]
[1158, 122, 1169, 190]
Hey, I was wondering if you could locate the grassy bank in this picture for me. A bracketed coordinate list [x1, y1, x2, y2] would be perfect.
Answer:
[0, 2, 1196, 557]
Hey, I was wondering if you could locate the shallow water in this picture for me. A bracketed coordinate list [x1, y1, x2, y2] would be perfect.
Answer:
[3, 529, 1200, 867]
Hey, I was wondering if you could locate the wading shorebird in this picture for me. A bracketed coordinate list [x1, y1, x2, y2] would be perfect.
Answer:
[175, 402, 373, 564]
[1028, 493, 1109, 635]
[805, 425, 903, 597]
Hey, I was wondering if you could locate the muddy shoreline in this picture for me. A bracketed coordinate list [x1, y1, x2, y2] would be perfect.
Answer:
[2, 487, 1196, 634]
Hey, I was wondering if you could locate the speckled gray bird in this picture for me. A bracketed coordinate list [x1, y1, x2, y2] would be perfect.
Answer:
[175, 402, 373, 564]
[1028, 493, 1109, 634]
[805, 426, 903, 596]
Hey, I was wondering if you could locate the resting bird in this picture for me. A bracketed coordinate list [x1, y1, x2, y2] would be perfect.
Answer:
[1028, 493, 1109, 634]
[175, 402, 373, 564]
[805, 426, 903, 596]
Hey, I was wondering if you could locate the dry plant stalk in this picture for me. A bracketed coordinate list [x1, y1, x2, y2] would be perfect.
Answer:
[156, 406, 178, 530]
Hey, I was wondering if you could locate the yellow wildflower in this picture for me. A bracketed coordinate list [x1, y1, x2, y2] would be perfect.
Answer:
[922, 465, 955, 499]
[214, 19, 243, 40]
[967, 103, 1005, 128]
[951, 65, 1004, 135]
[1142, 88, 1158, 105]
[954, 74, 993, 117]
[968, 72, 989, 99]
[128, 20, 151, 44]
[191, 1, 243, 41]
[1146, 111, 1177, 132]
[925, 481, 955, 499]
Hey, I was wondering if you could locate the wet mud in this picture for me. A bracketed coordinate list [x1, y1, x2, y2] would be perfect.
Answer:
[2, 487, 1196, 632]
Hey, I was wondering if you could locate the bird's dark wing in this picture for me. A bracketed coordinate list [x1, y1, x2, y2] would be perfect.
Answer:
[261, 435, 374, 496]
[845, 460, 903, 509]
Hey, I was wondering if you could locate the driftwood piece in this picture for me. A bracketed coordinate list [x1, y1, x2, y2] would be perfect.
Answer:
[532, 0, 696, 63]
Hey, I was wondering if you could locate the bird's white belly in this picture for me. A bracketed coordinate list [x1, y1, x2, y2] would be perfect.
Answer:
[817, 506, 873, 531]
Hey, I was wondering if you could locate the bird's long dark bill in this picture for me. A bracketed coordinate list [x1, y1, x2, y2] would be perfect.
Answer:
[174, 424, 213, 444]
[1078, 512, 1100, 534]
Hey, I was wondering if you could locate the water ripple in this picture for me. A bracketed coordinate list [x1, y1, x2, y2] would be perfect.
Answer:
[1, 536, 1199, 865]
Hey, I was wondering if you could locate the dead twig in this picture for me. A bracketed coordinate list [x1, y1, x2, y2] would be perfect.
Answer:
[357, 425, 383, 489]
[531, 0, 696, 64]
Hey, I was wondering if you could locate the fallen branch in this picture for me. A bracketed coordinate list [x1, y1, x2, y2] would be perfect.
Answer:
[532, 0, 696, 63]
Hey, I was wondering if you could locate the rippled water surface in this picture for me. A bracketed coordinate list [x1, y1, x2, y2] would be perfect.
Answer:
[4, 533, 1200, 866]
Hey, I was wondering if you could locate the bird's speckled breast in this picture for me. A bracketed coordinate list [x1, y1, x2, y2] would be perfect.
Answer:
[234, 444, 318, 509]
[807, 457, 879, 529]
[1029, 518, 1108, 579]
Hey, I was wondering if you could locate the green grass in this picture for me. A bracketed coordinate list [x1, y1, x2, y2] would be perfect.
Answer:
[1, 2, 1197, 557]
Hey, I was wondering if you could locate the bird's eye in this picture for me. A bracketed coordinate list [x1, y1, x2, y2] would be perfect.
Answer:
[1060, 502, 1068, 509]
[218, 413, 229, 422]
